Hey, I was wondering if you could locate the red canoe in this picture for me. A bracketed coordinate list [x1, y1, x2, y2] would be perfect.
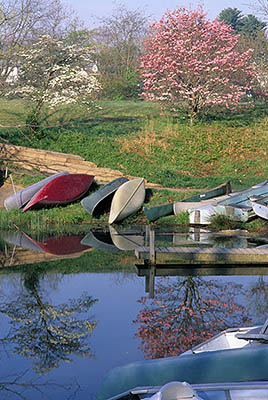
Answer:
[24, 233, 91, 255]
[22, 173, 94, 212]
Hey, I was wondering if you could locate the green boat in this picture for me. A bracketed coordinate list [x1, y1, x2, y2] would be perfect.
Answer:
[96, 344, 268, 399]
[144, 181, 231, 222]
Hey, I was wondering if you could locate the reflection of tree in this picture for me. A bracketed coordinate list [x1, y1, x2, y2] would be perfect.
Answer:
[134, 277, 251, 359]
[0, 369, 76, 400]
[247, 276, 268, 318]
[0, 270, 98, 374]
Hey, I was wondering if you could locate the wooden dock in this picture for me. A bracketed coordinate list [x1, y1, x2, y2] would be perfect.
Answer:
[135, 246, 268, 264]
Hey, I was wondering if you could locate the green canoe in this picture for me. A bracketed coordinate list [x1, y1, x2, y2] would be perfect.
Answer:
[97, 344, 268, 399]
[144, 181, 231, 222]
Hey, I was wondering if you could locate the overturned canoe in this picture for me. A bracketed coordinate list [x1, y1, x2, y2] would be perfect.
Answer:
[145, 181, 232, 222]
[188, 204, 255, 225]
[4, 171, 69, 211]
[250, 195, 268, 220]
[22, 173, 94, 212]
[81, 177, 129, 216]
[109, 178, 145, 224]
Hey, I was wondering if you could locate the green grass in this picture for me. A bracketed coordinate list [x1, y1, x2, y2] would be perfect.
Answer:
[1, 98, 268, 232]
[1, 98, 268, 190]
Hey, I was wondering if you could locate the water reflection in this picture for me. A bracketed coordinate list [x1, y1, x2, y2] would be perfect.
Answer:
[0, 268, 98, 374]
[133, 276, 251, 359]
[0, 227, 267, 398]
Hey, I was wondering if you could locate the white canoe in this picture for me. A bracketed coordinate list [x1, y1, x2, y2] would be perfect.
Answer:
[250, 196, 268, 220]
[108, 178, 145, 224]
[188, 204, 254, 225]
[173, 194, 232, 215]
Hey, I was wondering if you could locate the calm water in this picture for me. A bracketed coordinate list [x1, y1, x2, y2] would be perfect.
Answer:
[0, 226, 267, 399]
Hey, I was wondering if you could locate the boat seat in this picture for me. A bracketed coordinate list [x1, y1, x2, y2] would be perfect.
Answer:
[149, 381, 202, 400]
[236, 317, 268, 342]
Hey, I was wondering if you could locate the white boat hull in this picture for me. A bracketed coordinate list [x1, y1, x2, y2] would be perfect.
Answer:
[188, 204, 253, 225]
[109, 178, 145, 224]
[251, 200, 268, 220]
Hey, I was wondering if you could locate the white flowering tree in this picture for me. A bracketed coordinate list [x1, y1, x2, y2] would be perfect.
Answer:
[6, 35, 101, 134]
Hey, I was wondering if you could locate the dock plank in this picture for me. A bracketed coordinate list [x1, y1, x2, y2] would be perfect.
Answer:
[135, 246, 268, 264]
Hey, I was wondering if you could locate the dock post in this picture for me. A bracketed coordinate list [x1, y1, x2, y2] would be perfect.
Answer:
[149, 227, 155, 264]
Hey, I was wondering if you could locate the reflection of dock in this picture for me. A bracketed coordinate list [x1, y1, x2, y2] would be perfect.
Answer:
[135, 228, 268, 298]
[136, 246, 268, 264]
[135, 262, 268, 299]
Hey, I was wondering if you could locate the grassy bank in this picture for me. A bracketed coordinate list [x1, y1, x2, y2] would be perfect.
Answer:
[1, 98, 268, 232]
[1, 99, 268, 189]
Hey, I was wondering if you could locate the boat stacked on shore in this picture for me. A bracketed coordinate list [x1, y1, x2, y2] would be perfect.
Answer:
[3, 172, 268, 224]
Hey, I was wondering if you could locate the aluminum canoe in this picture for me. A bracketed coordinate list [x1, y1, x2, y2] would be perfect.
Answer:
[81, 177, 129, 215]
[109, 178, 145, 224]
[145, 181, 232, 222]
[4, 171, 69, 211]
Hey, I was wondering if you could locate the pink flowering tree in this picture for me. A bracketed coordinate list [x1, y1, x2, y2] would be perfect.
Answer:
[140, 6, 257, 123]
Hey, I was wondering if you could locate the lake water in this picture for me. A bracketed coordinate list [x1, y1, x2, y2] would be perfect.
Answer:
[0, 226, 268, 399]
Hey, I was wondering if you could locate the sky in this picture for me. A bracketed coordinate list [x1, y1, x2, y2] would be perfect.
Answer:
[62, 0, 255, 27]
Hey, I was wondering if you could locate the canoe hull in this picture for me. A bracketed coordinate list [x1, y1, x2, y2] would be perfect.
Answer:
[145, 182, 232, 222]
[109, 178, 145, 224]
[4, 171, 69, 211]
[22, 173, 94, 212]
[188, 204, 254, 225]
[97, 345, 268, 399]
[251, 200, 268, 220]
[81, 177, 129, 215]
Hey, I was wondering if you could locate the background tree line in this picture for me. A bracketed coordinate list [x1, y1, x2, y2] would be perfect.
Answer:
[1, 0, 268, 126]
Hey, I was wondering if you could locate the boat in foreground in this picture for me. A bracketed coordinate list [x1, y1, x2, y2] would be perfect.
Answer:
[183, 317, 268, 355]
[81, 177, 129, 216]
[22, 173, 94, 212]
[109, 178, 145, 224]
[97, 318, 268, 399]
[4, 171, 69, 211]
[144, 181, 232, 222]
[103, 380, 268, 400]
[97, 344, 268, 399]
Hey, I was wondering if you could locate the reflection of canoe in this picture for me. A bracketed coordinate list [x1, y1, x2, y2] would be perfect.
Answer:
[97, 345, 268, 399]
[24, 233, 90, 255]
[81, 177, 129, 216]
[109, 178, 145, 224]
[250, 195, 268, 220]
[109, 226, 144, 250]
[2, 231, 46, 252]
[22, 173, 94, 212]
[145, 181, 232, 222]
[81, 230, 121, 253]
[4, 171, 69, 211]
